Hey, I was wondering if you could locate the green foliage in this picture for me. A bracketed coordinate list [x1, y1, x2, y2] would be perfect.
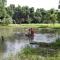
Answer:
[6, 4, 15, 17]
[2, 17, 13, 25]
[0, 0, 60, 24]
[7, 44, 60, 60]
[49, 9, 58, 23]
[27, 18, 32, 23]
[52, 39, 60, 47]
[57, 12, 60, 23]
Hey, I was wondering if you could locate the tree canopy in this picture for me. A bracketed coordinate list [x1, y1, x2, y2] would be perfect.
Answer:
[0, 1, 60, 24]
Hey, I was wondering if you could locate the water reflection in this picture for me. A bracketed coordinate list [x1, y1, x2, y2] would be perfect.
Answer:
[0, 36, 6, 60]
[33, 33, 57, 43]
[0, 36, 6, 53]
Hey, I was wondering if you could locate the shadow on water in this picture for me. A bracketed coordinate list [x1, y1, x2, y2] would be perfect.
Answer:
[0, 36, 6, 53]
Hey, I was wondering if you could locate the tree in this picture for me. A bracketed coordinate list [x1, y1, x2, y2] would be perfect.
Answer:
[32, 8, 41, 23]
[57, 10, 60, 23]
[12, 5, 22, 24]
[1, 1, 59, 24]
[0, 0, 8, 25]
[32, 16, 41, 23]
[21, 6, 30, 23]
[39, 8, 47, 23]
[2, 17, 13, 25]
[0, 0, 13, 25]
[35, 8, 42, 17]
[29, 7, 35, 18]
[6, 4, 15, 17]
[0, 0, 7, 19]
[49, 9, 57, 23]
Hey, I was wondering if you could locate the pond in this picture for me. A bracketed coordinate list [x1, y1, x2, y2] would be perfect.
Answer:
[0, 27, 60, 60]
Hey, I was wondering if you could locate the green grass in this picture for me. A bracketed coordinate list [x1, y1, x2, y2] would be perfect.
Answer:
[51, 39, 60, 48]
[6, 39, 60, 60]
[0, 24, 60, 28]
[7, 45, 60, 60]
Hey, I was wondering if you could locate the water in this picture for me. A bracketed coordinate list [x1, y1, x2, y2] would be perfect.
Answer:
[0, 27, 60, 59]
[33, 33, 57, 43]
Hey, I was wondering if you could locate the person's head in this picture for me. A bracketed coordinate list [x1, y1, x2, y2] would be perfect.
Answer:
[28, 28, 33, 32]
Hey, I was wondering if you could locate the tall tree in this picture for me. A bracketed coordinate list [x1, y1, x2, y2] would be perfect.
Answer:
[12, 5, 22, 24]
[6, 4, 15, 17]
[39, 8, 47, 23]
[0, 0, 7, 19]
[49, 9, 57, 23]
[29, 7, 35, 18]
[33, 8, 41, 23]
[57, 11, 60, 23]
[21, 6, 30, 23]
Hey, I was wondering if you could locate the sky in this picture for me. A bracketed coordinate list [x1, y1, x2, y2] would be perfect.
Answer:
[7, 0, 59, 10]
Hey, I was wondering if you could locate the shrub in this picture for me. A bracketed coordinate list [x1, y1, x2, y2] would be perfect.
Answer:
[2, 17, 13, 25]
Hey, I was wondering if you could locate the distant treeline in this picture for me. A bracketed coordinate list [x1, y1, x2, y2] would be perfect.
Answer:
[0, 0, 60, 24]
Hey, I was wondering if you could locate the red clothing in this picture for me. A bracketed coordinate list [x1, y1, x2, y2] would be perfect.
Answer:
[31, 30, 34, 36]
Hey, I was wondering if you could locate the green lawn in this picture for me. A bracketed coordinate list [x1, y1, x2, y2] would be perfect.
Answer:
[4, 24, 60, 28]
[0, 24, 60, 28]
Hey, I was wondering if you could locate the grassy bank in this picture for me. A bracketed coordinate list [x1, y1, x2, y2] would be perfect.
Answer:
[0, 24, 60, 28]
[6, 39, 60, 60]
[7, 45, 60, 60]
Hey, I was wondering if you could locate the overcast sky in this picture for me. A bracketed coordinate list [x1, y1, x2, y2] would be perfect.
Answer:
[7, 0, 59, 10]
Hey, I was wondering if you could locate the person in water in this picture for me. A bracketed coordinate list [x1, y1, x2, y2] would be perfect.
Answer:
[30, 28, 34, 40]
[30, 28, 34, 37]
[26, 28, 34, 40]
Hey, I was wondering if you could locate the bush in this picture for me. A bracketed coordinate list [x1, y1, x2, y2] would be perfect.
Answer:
[2, 17, 13, 25]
